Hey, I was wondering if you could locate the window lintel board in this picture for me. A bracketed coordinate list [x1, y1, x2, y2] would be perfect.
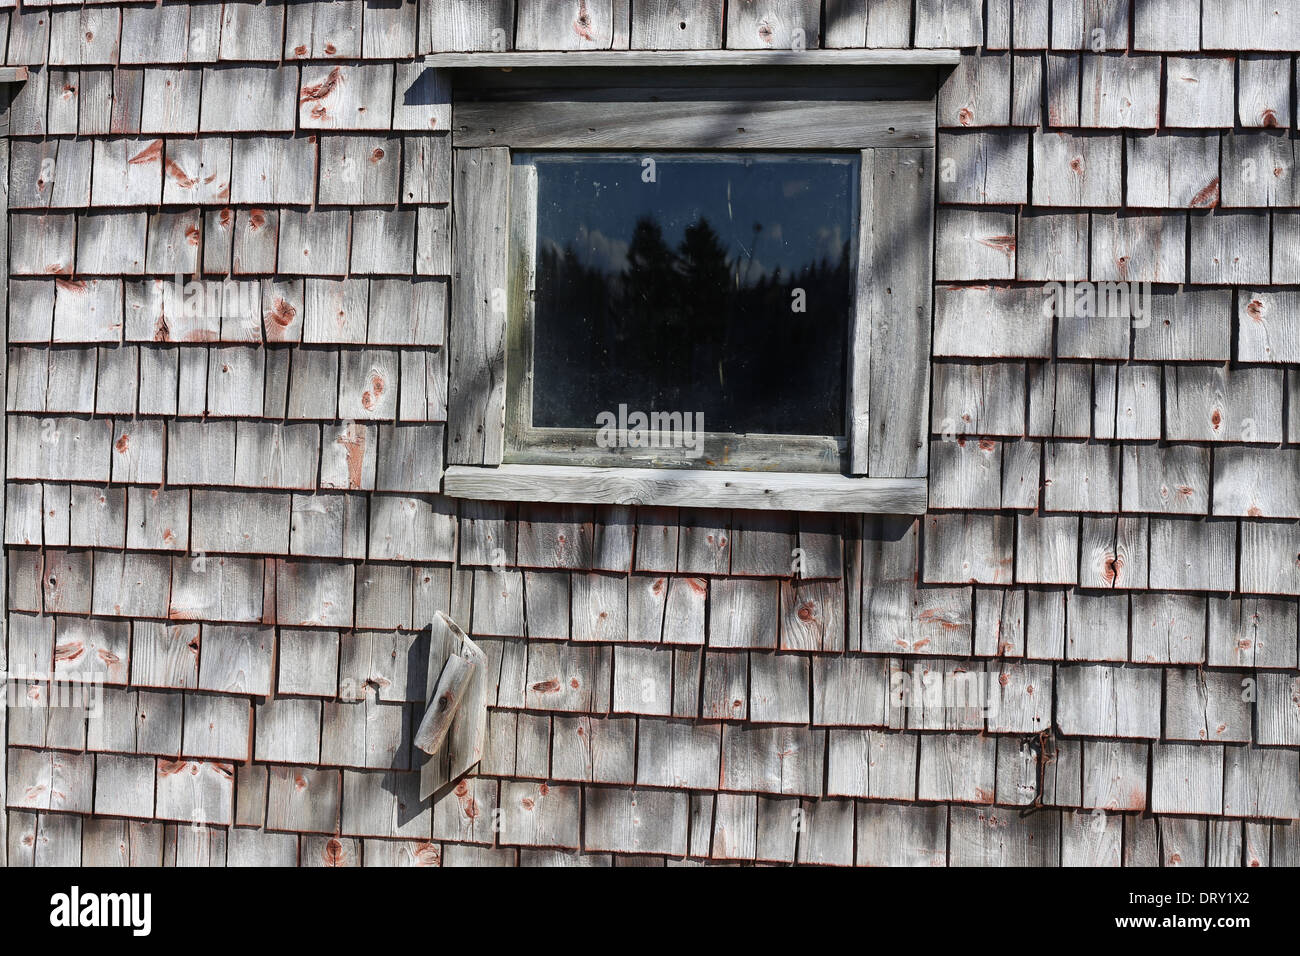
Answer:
[447, 62, 943, 149]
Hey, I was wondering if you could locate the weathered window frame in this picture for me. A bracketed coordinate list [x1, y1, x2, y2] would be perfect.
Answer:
[437, 51, 955, 514]
[505, 149, 858, 474]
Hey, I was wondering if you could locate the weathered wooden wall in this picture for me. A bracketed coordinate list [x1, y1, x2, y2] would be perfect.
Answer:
[2, 0, 1298, 867]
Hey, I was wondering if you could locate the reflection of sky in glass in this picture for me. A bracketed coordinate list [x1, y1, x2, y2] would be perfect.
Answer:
[527, 153, 855, 285]
[520, 152, 857, 438]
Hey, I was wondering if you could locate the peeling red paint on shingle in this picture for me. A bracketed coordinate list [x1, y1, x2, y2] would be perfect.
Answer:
[128, 140, 164, 165]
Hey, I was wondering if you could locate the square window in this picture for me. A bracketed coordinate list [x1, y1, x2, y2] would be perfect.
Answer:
[508, 151, 858, 472]
[440, 55, 948, 513]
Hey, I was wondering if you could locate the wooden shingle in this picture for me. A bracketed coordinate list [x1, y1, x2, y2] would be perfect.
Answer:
[1165, 56, 1236, 127]
[1125, 133, 1220, 208]
[930, 362, 1027, 436]
[1190, 211, 1271, 285]
[1051, 0, 1128, 50]
[319, 134, 401, 205]
[1164, 365, 1283, 443]
[299, 63, 395, 130]
[1080, 55, 1160, 128]
[230, 135, 316, 205]
[1238, 55, 1291, 128]
[1056, 663, 1161, 737]
[1032, 132, 1122, 206]
[1122, 444, 1211, 514]
[1151, 742, 1224, 815]
[285, 0, 361, 58]
[201, 65, 299, 132]
[936, 132, 1028, 204]
[1208, 596, 1299, 669]
[1133, 0, 1200, 51]
[933, 286, 1052, 358]
[1090, 212, 1186, 282]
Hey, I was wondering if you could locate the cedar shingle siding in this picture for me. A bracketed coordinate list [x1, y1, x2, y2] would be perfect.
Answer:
[2, 0, 1298, 868]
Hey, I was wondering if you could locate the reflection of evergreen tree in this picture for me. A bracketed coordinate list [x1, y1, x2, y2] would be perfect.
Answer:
[619, 217, 682, 403]
[532, 193, 854, 437]
[675, 219, 730, 407]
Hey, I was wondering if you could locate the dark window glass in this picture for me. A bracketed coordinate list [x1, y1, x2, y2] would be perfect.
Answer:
[522, 152, 856, 437]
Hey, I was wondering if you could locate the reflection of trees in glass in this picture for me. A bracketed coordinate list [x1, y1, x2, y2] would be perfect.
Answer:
[533, 210, 851, 436]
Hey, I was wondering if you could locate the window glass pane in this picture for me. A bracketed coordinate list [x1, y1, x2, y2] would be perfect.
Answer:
[521, 152, 856, 437]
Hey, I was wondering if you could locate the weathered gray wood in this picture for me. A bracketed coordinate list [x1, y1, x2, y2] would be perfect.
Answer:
[1239, 291, 1300, 363]
[1208, 596, 1298, 669]
[827, 0, 903, 47]
[1239, 55, 1290, 127]
[550, 714, 632, 782]
[1240, 519, 1300, 599]
[444, 464, 926, 513]
[415, 642, 480, 754]
[1133, 0, 1200, 50]
[936, 209, 1016, 281]
[1056, 663, 1161, 738]
[729, 511, 794, 576]
[200, 64, 299, 132]
[861, 515, 973, 653]
[827, 729, 917, 797]
[448, 147, 508, 465]
[1151, 742, 1224, 815]
[1166, 55, 1235, 128]
[861, 147, 930, 475]
[1015, 513, 1078, 584]
[1091, 212, 1186, 282]
[1165, 666, 1249, 743]
[231, 135, 315, 205]
[1032, 132, 1122, 206]
[1190, 211, 1270, 284]
[1119, 444, 1208, 516]
[455, 95, 934, 149]
[1131, 590, 1206, 665]
[420, 0, 516, 52]
[1126, 133, 1220, 208]
[856, 803, 947, 866]
[154, 759, 235, 827]
[1081, 54, 1160, 128]
[297, 64, 390, 128]
[1223, 746, 1300, 819]
[936, 131, 1028, 203]
[350, 209, 416, 274]
[266, 766, 340, 835]
[929, 438, 1002, 509]
[922, 512, 1015, 586]
[517, 0, 620, 50]
[934, 286, 1051, 358]
[612, 644, 673, 715]
[632, 1, 719, 50]
[747, 651, 810, 724]
[726, 0, 820, 50]
[1213, 447, 1300, 519]
[583, 787, 688, 856]
[1164, 365, 1283, 443]
[914, 0, 982, 47]
[278, 628, 342, 698]
[285, 0, 360, 59]
[917, 733, 996, 803]
[931, 362, 1026, 437]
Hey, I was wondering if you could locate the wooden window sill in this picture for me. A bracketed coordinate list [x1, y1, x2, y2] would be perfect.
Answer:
[442, 464, 927, 514]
